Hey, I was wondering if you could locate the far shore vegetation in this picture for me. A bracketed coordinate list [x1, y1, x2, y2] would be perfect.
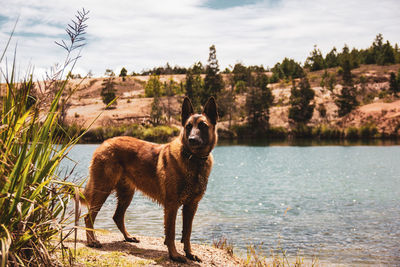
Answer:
[60, 33, 400, 144]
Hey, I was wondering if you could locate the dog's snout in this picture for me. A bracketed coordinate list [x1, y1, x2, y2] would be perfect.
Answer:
[188, 136, 201, 146]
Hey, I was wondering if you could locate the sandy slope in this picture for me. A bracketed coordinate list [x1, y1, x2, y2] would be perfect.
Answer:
[60, 64, 400, 134]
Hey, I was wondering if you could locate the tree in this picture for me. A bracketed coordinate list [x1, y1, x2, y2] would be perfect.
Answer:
[335, 85, 358, 117]
[335, 57, 358, 117]
[271, 58, 304, 80]
[382, 41, 395, 65]
[101, 71, 117, 108]
[217, 81, 236, 128]
[306, 45, 325, 71]
[150, 93, 163, 125]
[119, 67, 128, 81]
[149, 75, 164, 125]
[288, 77, 315, 125]
[395, 44, 400, 63]
[185, 65, 203, 112]
[145, 74, 163, 97]
[164, 78, 179, 122]
[325, 47, 339, 68]
[245, 72, 274, 130]
[203, 45, 224, 104]
[389, 72, 399, 95]
[341, 57, 353, 85]
[232, 63, 251, 85]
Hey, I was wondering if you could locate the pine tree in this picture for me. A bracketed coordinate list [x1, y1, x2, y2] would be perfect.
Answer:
[245, 72, 274, 130]
[232, 63, 251, 84]
[335, 61, 358, 117]
[306, 45, 325, 71]
[203, 45, 224, 104]
[389, 72, 399, 94]
[325, 47, 339, 68]
[341, 58, 352, 85]
[150, 94, 163, 125]
[288, 77, 315, 125]
[101, 70, 117, 108]
[382, 41, 395, 65]
[119, 67, 128, 81]
[373, 33, 384, 65]
[271, 58, 304, 80]
[185, 66, 203, 112]
[164, 78, 179, 123]
[335, 85, 359, 117]
[150, 76, 164, 125]
[145, 74, 163, 97]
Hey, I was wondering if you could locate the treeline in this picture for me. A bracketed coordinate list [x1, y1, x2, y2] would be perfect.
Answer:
[305, 34, 400, 71]
[125, 34, 399, 77]
[135, 36, 400, 137]
[95, 34, 400, 139]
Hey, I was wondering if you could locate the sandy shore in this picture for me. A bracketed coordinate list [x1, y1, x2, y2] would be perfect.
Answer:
[61, 229, 243, 266]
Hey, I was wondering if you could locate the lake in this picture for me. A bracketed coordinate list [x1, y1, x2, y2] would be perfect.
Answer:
[61, 143, 400, 265]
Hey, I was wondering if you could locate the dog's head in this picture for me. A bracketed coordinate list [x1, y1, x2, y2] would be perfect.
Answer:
[181, 97, 218, 157]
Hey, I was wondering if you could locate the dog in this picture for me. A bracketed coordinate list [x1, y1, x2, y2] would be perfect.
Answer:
[82, 97, 218, 262]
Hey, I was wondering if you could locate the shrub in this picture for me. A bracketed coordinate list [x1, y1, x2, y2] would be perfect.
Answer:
[346, 127, 359, 139]
[83, 124, 179, 143]
[312, 125, 343, 139]
[0, 9, 89, 265]
[142, 125, 180, 142]
[360, 124, 378, 139]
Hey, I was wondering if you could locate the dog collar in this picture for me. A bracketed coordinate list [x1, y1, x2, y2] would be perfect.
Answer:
[182, 147, 209, 161]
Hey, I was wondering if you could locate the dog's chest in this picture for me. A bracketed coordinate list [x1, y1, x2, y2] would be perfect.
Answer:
[178, 168, 208, 204]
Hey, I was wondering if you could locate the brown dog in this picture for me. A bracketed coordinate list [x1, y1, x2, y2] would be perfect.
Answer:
[82, 97, 218, 262]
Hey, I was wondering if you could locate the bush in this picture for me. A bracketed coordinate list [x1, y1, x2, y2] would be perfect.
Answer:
[346, 127, 359, 139]
[312, 125, 343, 139]
[142, 125, 180, 142]
[82, 124, 180, 143]
[360, 124, 378, 139]
[267, 127, 288, 139]
[230, 124, 288, 139]
[0, 9, 88, 266]
[291, 124, 313, 138]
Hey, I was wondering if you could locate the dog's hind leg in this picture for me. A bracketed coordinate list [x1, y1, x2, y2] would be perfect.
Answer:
[113, 180, 139, 243]
[84, 188, 110, 248]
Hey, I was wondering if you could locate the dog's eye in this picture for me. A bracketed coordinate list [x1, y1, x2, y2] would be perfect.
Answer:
[198, 121, 208, 130]
[185, 123, 192, 131]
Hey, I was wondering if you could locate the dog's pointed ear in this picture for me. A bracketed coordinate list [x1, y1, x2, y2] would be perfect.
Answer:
[181, 97, 194, 126]
[203, 97, 218, 125]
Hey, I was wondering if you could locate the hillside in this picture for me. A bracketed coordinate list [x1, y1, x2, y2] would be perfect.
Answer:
[63, 64, 400, 137]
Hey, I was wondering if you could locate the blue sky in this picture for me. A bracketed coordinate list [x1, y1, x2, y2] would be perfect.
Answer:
[0, 0, 399, 78]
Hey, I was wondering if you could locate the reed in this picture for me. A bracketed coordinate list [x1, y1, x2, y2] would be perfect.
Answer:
[0, 9, 89, 266]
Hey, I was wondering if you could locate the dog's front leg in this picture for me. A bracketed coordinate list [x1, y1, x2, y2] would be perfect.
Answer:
[181, 202, 202, 262]
[164, 205, 186, 263]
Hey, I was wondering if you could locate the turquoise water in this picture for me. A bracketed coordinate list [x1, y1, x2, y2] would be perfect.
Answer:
[62, 144, 400, 265]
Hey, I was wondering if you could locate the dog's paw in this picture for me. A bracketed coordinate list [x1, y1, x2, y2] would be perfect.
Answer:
[124, 236, 140, 243]
[87, 240, 102, 248]
[186, 252, 202, 262]
[169, 253, 187, 263]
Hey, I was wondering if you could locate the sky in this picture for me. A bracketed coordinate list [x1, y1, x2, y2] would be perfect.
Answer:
[0, 0, 399, 79]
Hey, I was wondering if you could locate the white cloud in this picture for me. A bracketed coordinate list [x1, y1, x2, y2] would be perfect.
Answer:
[1, 0, 399, 79]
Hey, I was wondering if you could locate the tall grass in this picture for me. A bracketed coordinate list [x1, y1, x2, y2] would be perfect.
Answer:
[0, 9, 89, 266]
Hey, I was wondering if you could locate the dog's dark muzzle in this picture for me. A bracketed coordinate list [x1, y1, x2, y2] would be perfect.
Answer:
[188, 136, 202, 146]
[188, 128, 203, 147]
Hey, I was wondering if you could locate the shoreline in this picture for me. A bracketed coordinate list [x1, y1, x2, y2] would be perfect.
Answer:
[58, 230, 359, 266]
[59, 230, 243, 266]
[59, 122, 400, 145]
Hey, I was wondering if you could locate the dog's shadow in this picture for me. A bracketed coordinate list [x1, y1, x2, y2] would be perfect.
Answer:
[88, 239, 202, 267]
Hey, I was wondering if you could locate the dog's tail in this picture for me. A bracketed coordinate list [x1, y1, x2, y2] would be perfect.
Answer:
[75, 187, 88, 206]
